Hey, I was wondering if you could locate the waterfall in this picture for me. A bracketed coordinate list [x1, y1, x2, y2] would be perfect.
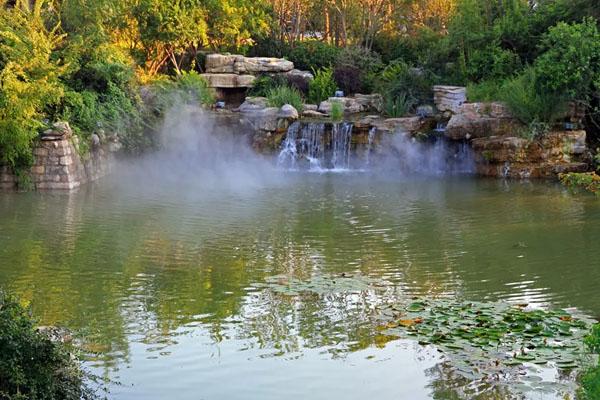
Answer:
[331, 122, 353, 170]
[278, 122, 352, 171]
[365, 127, 376, 167]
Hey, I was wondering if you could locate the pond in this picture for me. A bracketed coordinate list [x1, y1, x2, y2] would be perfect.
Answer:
[1, 169, 600, 399]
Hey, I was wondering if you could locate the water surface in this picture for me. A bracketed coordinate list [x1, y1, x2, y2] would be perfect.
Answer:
[1, 173, 599, 399]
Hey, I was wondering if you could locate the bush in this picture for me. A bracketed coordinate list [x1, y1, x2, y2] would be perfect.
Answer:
[378, 60, 437, 110]
[248, 75, 285, 97]
[308, 68, 337, 105]
[466, 44, 521, 82]
[330, 101, 343, 122]
[534, 18, 600, 101]
[467, 79, 504, 102]
[287, 41, 340, 71]
[384, 94, 415, 118]
[499, 68, 567, 125]
[0, 291, 97, 400]
[579, 324, 600, 399]
[333, 46, 383, 93]
[559, 172, 600, 195]
[176, 71, 215, 105]
[285, 74, 310, 95]
[266, 86, 304, 113]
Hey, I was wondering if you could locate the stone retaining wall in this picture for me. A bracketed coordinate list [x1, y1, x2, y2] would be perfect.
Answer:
[0, 123, 114, 191]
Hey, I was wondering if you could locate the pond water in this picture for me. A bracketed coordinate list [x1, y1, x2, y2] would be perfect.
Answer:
[1, 170, 600, 399]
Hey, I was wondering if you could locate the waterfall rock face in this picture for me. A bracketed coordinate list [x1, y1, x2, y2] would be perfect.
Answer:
[472, 131, 588, 178]
[201, 73, 256, 88]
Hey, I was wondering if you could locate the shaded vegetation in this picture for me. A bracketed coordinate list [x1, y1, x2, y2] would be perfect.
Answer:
[0, 291, 97, 400]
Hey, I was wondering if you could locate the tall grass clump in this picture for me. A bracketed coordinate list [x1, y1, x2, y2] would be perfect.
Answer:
[384, 93, 415, 118]
[308, 68, 337, 105]
[266, 86, 304, 113]
[330, 100, 344, 121]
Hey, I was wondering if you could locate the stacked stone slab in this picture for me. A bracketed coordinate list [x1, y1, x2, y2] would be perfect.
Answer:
[201, 54, 304, 89]
[434, 86, 467, 113]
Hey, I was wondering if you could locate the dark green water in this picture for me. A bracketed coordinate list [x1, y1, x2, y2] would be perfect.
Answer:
[1, 173, 600, 399]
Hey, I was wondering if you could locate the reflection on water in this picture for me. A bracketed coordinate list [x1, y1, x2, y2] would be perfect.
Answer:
[1, 174, 600, 399]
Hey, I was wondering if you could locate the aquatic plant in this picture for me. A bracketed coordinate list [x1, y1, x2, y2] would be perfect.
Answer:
[259, 273, 597, 397]
[559, 172, 600, 195]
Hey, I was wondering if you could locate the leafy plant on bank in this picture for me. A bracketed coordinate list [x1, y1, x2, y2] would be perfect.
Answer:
[0, 291, 98, 400]
[308, 68, 336, 105]
[266, 86, 304, 113]
[384, 93, 415, 118]
[330, 101, 343, 122]
[559, 172, 600, 196]
[579, 324, 600, 399]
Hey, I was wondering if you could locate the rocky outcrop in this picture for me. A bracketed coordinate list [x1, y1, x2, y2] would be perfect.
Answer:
[239, 97, 268, 112]
[205, 54, 294, 74]
[434, 86, 466, 114]
[472, 130, 588, 178]
[445, 102, 522, 140]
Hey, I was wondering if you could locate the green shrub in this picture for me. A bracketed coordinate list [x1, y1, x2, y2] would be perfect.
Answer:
[466, 44, 521, 82]
[467, 79, 505, 102]
[248, 75, 287, 97]
[0, 291, 97, 400]
[378, 61, 437, 107]
[176, 71, 215, 105]
[579, 324, 600, 399]
[334, 46, 383, 93]
[308, 68, 336, 104]
[330, 101, 343, 122]
[499, 68, 567, 125]
[287, 41, 340, 71]
[266, 86, 304, 113]
[384, 93, 415, 118]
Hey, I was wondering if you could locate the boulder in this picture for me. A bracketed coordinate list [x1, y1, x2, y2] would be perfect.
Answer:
[376, 117, 423, 135]
[445, 102, 522, 140]
[354, 94, 383, 113]
[318, 97, 362, 115]
[239, 97, 268, 113]
[205, 54, 294, 74]
[416, 105, 435, 117]
[303, 104, 318, 112]
[201, 73, 256, 88]
[241, 107, 280, 132]
[278, 104, 299, 120]
[286, 69, 314, 81]
[302, 110, 328, 118]
[433, 86, 466, 113]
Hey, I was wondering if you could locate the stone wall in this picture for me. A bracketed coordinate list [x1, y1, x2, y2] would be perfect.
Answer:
[0, 122, 114, 191]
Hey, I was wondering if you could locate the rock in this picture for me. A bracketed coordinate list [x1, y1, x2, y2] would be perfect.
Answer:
[302, 110, 328, 118]
[354, 94, 383, 113]
[445, 102, 522, 140]
[37, 326, 73, 343]
[41, 122, 73, 141]
[205, 54, 294, 74]
[416, 105, 435, 117]
[303, 104, 318, 112]
[378, 117, 423, 135]
[201, 73, 256, 88]
[433, 86, 467, 113]
[91, 133, 101, 148]
[242, 107, 280, 132]
[472, 130, 588, 178]
[318, 97, 362, 115]
[239, 97, 268, 113]
[286, 69, 314, 81]
[355, 115, 382, 129]
[278, 104, 299, 120]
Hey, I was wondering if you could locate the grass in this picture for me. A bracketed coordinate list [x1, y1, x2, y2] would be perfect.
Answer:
[266, 86, 304, 113]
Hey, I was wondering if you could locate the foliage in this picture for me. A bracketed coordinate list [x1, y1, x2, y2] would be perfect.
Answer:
[0, 1, 65, 171]
[534, 18, 600, 102]
[378, 61, 436, 109]
[499, 68, 567, 125]
[266, 86, 304, 113]
[248, 75, 283, 97]
[579, 324, 600, 399]
[466, 43, 521, 82]
[330, 101, 343, 122]
[384, 93, 415, 118]
[333, 46, 383, 93]
[0, 291, 97, 400]
[467, 79, 504, 102]
[333, 65, 363, 96]
[308, 68, 336, 105]
[287, 41, 340, 71]
[559, 172, 600, 196]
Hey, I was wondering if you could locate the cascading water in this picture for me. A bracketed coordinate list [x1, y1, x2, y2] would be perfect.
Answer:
[365, 127, 377, 167]
[331, 122, 353, 170]
[278, 122, 352, 171]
